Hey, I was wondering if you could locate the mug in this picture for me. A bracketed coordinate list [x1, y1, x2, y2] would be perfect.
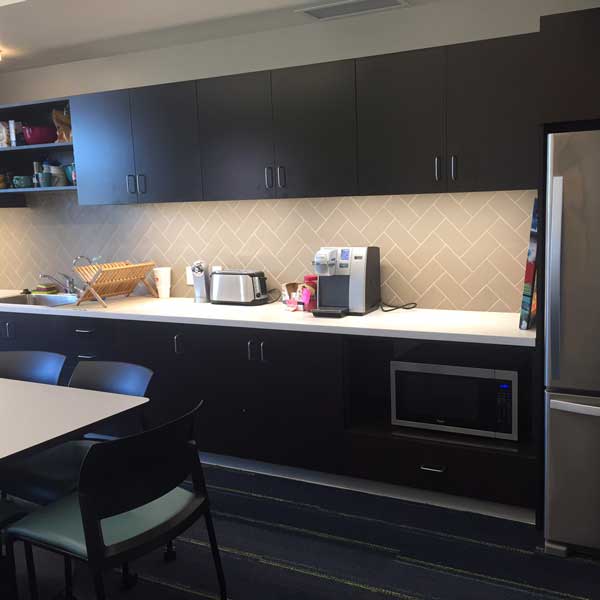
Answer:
[12, 175, 33, 189]
[152, 267, 172, 299]
[38, 172, 52, 187]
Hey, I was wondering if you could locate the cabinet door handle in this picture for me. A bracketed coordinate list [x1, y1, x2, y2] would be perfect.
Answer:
[4, 322, 10, 339]
[137, 174, 147, 194]
[276, 166, 286, 188]
[75, 329, 94, 334]
[434, 156, 441, 182]
[247, 340, 253, 361]
[126, 174, 137, 194]
[420, 464, 446, 474]
[264, 167, 274, 189]
[260, 341, 266, 363]
[174, 334, 184, 355]
[77, 354, 96, 360]
[450, 155, 457, 182]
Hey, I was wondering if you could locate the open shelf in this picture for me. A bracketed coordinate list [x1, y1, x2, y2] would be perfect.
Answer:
[0, 142, 73, 153]
[0, 186, 77, 194]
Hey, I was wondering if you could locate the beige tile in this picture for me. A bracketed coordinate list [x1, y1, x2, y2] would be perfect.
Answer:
[459, 192, 494, 216]
[488, 217, 529, 257]
[488, 246, 525, 286]
[461, 233, 500, 271]
[411, 260, 445, 294]
[434, 273, 470, 308]
[409, 205, 445, 243]
[409, 233, 444, 270]
[434, 246, 472, 283]
[434, 219, 472, 256]
[465, 286, 499, 311]
[490, 191, 532, 229]
[461, 205, 499, 242]
[461, 260, 497, 297]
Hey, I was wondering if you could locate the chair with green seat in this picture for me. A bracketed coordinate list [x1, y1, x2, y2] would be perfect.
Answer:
[4, 403, 227, 600]
[0, 360, 153, 506]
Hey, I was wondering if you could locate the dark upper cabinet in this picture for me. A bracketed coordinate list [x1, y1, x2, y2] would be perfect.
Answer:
[540, 8, 600, 124]
[197, 71, 275, 201]
[70, 90, 137, 205]
[271, 60, 358, 198]
[356, 47, 446, 195]
[71, 82, 202, 205]
[130, 82, 202, 203]
[446, 34, 542, 192]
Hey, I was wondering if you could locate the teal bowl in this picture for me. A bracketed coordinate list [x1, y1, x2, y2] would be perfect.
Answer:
[64, 164, 75, 185]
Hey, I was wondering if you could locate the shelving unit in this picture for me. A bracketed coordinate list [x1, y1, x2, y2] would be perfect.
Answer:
[0, 186, 76, 195]
[0, 142, 73, 153]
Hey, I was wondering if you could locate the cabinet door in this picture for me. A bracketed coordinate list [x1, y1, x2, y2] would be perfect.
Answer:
[197, 72, 275, 200]
[70, 90, 137, 205]
[130, 82, 203, 203]
[357, 47, 446, 195]
[446, 34, 542, 192]
[540, 8, 600, 123]
[271, 60, 358, 198]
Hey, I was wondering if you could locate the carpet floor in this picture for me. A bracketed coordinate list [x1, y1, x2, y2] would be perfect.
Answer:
[11, 464, 600, 599]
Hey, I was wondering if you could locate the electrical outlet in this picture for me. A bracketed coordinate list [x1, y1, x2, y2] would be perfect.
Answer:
[185, 266, 193, 286]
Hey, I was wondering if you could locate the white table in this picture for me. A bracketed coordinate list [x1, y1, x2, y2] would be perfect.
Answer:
[0, 377, 148, 461]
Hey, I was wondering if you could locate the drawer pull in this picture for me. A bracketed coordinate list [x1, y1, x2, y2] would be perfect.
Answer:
[75, 329, 95, 334]
[77, 354, 96, 360]
[420, 465, 446, 474]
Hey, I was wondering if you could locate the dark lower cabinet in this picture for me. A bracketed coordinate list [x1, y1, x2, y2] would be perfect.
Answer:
[271, 60, 358, 198]
[70, 90, 137, 205]
[197, 71, 276, 201]
[446, 33, 542, 192]
[357, 47, 446, 195]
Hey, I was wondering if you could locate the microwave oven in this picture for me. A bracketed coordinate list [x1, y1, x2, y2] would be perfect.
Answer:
[390, 361, 518, 441]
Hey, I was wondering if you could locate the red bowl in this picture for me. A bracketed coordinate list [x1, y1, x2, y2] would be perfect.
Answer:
[22, 125, 57, 145]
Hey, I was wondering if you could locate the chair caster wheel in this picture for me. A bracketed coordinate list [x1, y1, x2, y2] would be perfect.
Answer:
[121, 570, 139, 591]
[164, 545, 177, 562]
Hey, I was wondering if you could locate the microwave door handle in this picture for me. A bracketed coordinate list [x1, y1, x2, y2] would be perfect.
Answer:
[547, 176, 563, 383]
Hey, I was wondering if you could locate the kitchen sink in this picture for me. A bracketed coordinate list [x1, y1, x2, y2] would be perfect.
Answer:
[0, 293, 79, 307]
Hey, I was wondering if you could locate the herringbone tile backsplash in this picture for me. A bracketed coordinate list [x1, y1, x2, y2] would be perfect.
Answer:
[0, 190, 536, 312]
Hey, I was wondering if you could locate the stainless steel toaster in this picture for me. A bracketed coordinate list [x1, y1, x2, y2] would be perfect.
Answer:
[210, 270, 269, 305]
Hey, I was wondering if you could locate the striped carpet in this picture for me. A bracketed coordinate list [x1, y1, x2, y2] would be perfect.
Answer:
[14, 464, 600, 599]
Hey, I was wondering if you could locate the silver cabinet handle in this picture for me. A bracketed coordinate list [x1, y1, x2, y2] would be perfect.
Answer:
[247, 340, 253, 361]
[77, 354, 96, 360]
[434, 156, 441, 182]
[260, 341, 265, 362]
[75, 329, 94, 334]
[126, 174, 137, 194]
[450, 155, 457, 181]
[136, 174, 147, 194]
[547, 176, 563, 383]
[550, 399, 600, 417]
[276, 166, 286, 188]
[264, 167, 274, 189]
[420, 465, 446, 474]
[173, 334, 183, 355]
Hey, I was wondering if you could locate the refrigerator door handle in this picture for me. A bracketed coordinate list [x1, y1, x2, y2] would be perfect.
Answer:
[550, 399, 600, 417]
[547, 175, 564, 383]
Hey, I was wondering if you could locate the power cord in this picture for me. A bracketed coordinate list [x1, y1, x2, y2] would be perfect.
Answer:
[380, 301, 417, 313]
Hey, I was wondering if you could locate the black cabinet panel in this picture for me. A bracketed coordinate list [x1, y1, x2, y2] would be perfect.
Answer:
[197, 71, 275, 201]
[271, 60, 358, 198]
[540, 8, 600, 123]
[130, 82, 203, 203]
[446, 34, 542, 192]
[357, 47, 446, 195]
[70, 90, 137, 205]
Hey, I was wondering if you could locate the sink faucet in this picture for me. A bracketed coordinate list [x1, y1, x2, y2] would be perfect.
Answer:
[39, 273, 79, 295]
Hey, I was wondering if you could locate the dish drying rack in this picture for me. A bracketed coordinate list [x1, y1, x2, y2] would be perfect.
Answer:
[73, 261, 157, 307]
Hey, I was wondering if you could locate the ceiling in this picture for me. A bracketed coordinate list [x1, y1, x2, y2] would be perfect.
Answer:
[0, 0, 419, 72]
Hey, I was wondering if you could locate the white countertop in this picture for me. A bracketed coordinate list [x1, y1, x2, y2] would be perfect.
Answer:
[0, 294, 536, 347]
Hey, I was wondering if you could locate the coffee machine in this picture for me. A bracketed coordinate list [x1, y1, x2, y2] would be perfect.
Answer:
[312, 247, 381, 317]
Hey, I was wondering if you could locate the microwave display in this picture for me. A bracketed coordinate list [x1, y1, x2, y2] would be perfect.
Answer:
[391, 362, 518, 441]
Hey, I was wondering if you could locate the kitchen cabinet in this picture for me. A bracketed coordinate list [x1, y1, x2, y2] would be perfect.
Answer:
[71, 82, 202, 205]
[70, 90, 136, 205]
[271, 60, 358, 198]
[445, 33, 542, 192]
[356, 47, 446, 195]
[540, 8, 600, 124]
[197, 71, 275, 201]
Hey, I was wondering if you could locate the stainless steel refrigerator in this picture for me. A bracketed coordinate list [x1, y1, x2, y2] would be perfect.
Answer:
[545, 125, 600, 555]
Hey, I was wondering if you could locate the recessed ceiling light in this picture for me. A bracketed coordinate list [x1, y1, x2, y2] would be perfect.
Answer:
[0, 0, 27, 7]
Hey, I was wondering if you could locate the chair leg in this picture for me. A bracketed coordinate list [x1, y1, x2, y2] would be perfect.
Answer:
[64, 556, 74, 600]
[205, 511, 227, 600]
[121, 562, 138, 590]
[164, 540, 176, 562]
[92, 572, 106, 600]
[24, 542, 39, 600]
[5, 538, 19, 600]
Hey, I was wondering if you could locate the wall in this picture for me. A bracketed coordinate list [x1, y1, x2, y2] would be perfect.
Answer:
[0, 190, 535, 312]
[0, 0, 599, 104]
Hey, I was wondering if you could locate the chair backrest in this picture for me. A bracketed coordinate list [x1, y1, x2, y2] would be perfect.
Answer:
[78, 403, 203, 562]
[68, 361, 153, 397]
[0, 350, 66, 385]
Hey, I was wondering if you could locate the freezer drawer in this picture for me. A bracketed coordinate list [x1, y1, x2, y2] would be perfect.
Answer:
[546, 392, 600, 550]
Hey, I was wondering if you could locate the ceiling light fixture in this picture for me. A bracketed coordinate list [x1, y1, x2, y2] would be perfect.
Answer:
[298, 0, 410, 21]
[0, 0, 27, 6]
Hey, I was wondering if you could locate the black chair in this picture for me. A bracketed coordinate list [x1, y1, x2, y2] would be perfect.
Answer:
[0, 361, 153, 506]
[5, 404, 227, 600]
[0, 351, 66, 385]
